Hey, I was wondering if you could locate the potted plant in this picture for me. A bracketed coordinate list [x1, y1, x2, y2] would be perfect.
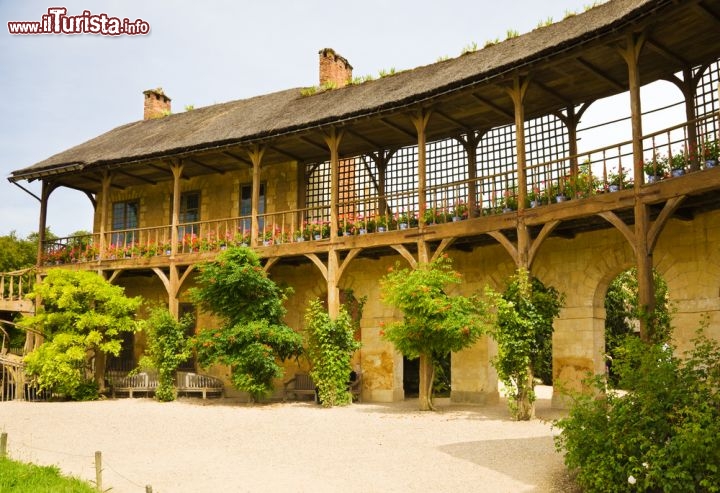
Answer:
[701, 139, 718, 168]
[397, 210, 409, 230]
[527, 186, 544, 208]
[502, 188, 518, 212]
[670, 150, 687, 177]
[643, 154, 669, 183]
[451, 200, 468, 221]
[606, 167, 632, 192]
[375, 214, 388, 232]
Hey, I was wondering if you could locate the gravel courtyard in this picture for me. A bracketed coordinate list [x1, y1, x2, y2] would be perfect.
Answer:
[0, 388, 579, 493]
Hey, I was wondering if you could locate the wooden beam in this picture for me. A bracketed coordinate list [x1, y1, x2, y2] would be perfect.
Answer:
[299, 135, 329, 153]
[573, 57, 625, 91]
[528, 220, 560, 268]
[263, 257, 280, 272]
[599, 211, 637, 255]
[645, 38, 689, 68]
[532, 80, 570, 106]
[470, 93, 514, 120]
[487, 231, 518, 264]
[648, 196, 686, 252]
[390, 244, 417, 269]
[379, 118, 417, 140]
[433, 109, 469, 131]
[336, 248, 362, 283]
[222, 151, 251, 166]
[304, 253, 328, 281]
[430, 238, 455, 262]
[268, 145, 302, 162]
[345, 128, 383, 149]
[115, 169, 157, 185]
[188, 157, 225, 174]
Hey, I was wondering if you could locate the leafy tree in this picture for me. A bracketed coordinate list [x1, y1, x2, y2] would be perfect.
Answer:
[20, 269, 141, 400]
[555, 321, 720, 492]
[190, 247, 303, 402]
[380, 255, 490, 411]
[0, 231, 37, 271]
[605, 267, 671, 385]
[487, 268, 563, 420]
[138, 307, 193, 402]
[303, 299, 361, 407]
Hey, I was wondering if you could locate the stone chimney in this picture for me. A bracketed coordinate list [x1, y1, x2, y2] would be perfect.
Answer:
[143, 88, 171, 119]
[319, 48, 353, 88]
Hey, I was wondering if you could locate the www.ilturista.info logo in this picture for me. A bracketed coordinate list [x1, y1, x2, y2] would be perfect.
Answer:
[8, 7, 150, 35]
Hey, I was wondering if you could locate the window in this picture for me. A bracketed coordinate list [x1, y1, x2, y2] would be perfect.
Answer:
[111, 200, 138, 246]
[177, 191, 200, 238]
[240, 183, 266, 232]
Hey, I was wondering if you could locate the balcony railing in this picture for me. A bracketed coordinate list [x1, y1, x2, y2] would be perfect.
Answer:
[39, 114, 720, 267]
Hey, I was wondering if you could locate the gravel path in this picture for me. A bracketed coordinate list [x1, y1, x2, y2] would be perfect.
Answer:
[0, 389, 579, 493]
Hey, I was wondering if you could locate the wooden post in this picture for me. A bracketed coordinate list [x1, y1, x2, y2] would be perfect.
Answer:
[170, 161, 184, 257]
[463, 132, 482, 218]
[324, 128, 344, 240]
[327, 249, 340, 318]
[411, 110, 431, 227]
[620, 32, 655, 341]
[1, 432, 7, 458]
[248, 146, 265, 246]
[98, 171, 111, 260]
[507, 76, 531, 268]
[95, 451, 102, 492]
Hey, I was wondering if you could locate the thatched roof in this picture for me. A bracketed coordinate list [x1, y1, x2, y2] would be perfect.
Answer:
[11, 0, 713, 185]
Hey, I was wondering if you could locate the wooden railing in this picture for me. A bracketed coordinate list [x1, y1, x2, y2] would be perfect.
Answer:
[0, 269, 34, 303]
[38, 115, 720, 266]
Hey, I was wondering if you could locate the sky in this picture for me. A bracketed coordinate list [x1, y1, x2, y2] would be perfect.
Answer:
[0, 0, 683, 238]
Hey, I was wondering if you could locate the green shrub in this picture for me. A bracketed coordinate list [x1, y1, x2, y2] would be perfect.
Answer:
[138, 307, 193, 402]
[303, 299, 360, 407]
[554, 323, 720, 492]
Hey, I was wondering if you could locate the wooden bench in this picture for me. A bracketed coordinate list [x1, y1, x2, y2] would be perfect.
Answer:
[111, 371, 158, 398]
[283, 372, 316, 402]
[176, 371, 224, 399]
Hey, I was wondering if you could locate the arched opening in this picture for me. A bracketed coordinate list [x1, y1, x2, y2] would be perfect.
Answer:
[603, 267, 671, 386]
[402, 353, 450, 399]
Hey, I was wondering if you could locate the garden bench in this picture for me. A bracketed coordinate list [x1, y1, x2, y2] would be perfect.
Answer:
[176, 371, 224, 399]
[111, 371, 158, 398]
[283, 372, 316, 402]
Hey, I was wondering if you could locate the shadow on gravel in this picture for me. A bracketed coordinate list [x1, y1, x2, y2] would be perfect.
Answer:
[438, 436, 581, 492]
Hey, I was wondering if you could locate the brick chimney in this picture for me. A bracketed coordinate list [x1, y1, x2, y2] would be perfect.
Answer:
[143, 88, 171, 119]
[319, 48, 353, 88]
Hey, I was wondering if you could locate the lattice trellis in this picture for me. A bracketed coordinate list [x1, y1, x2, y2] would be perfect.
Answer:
[694, 60, 720, 145]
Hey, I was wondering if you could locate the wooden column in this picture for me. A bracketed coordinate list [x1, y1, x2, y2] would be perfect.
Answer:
[324, 128, 343, 240]
[168, 266, 179, 319]
[411, 110, 431, 227]
[621, 32, 655, 341]
[248, 146, 265, 245]
[35, 181, 51, 269]
[98, 172, 111, 260]
[458, 132, 482, 217]
[169, 161, 184, 257]
[507, 76, 531, 267]
[327, 249, 340, 318]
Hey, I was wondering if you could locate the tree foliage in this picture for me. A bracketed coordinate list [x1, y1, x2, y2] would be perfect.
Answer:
[555, 321, 720, 492]
[487, 269, 563, 420]
[20, 269, 141, 400]
[380, 255, 490, 410]
[0, 231, 38, 271]
[190, 247, 303, 401]
[138, 307, 193, 401]
[303, 299, 361, 407]
[605, 268, 671, 385]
